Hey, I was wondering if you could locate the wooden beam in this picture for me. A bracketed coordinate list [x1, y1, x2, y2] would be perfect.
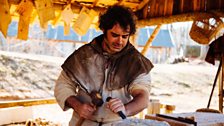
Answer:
[8, 0, 21, 5]
[8, 0, 224, 27]
[0, 98, 56, 108]
[219, 55, 224, 113]
[136, 0, 150, 10]
[92, 0, 100, 7]
[137, 11, 224, 26]
[141, 24, 161, 56]
[51, 11, 62, 26]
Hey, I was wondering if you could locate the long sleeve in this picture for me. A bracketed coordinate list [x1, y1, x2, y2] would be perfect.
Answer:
[54, 70, 78, 111]
[128, 72, 151, 94]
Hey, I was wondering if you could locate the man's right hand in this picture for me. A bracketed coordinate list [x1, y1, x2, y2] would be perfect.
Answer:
[66, 96, 96, 119]
[76, 103, 96, 119]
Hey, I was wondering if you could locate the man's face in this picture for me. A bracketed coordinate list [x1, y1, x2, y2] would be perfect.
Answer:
[103, 23, 130, 54]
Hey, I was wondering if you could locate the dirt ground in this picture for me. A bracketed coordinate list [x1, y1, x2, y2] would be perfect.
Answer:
[0, 51, 221, 124]
[150, 62, 219, 112]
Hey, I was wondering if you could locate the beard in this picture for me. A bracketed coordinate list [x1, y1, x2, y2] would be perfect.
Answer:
[103, 36, 117, 54]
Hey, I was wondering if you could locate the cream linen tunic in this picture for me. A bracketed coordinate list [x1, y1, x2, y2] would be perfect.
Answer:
[54, 70, 151, 126]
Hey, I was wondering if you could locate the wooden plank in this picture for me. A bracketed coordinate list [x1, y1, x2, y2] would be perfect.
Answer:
[148, 0, 156, 17]
[175, 0, 194, 13]
[219, 0, 224, 10]
[16, 0, 34, 40]
[192, 0, 200, 11]
[142, 2, 149, 19]
[0, 98, 57, 108]
[172, 0, 179, 15]
[173, 0, 193, 14]
[166, 0, 173, 16]
[51, 10, 62, 26]
[207, 0, 221, 10]
[163, 0, 168, 16]
[173, 0, 179, 14]
[0, 0, 12, 37]
[154, 2, 159, 17]
[221, 0, 224, 11]
[156, 0, 173, 17]
[200, 0, 206, 11]
[180, 0, 184, 13]
[158, 0, 165, 16]
[183, 0, 193, 13]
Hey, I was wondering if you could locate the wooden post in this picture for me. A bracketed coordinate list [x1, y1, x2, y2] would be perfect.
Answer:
[219, 55, 224, 113]
[141, 24, 162, 56]
[130, 29, 139, 48]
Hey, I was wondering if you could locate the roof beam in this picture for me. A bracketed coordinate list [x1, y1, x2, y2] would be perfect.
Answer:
[137, 10, 224, 26]
[8, 0, 21, 5]
[141, 24, 161, 56]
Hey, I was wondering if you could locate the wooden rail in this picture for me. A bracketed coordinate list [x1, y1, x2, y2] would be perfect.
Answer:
[0, 97, 177, 121]
[0, 98, 57, 108]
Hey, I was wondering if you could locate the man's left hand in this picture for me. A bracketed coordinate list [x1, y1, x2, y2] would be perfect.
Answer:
[106, 97, 126, 115]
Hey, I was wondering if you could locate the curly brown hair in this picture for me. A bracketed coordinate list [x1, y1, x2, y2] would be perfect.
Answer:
[99, 5, 137, 35]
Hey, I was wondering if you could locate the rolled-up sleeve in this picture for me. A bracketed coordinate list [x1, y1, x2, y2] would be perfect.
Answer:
[128, 72, 151, 94]
[54, 70, 77, 111]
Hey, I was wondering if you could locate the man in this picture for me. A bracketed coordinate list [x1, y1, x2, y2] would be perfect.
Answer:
[54, 5, 153, 126]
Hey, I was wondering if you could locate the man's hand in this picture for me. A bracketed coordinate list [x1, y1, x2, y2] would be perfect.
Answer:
[66, 96, 96, 119]
[76, 103, 96, 119]
[106, 97, 126, 115]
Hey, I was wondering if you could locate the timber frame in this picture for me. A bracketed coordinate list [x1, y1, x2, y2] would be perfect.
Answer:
[6, 0, 224, 27]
